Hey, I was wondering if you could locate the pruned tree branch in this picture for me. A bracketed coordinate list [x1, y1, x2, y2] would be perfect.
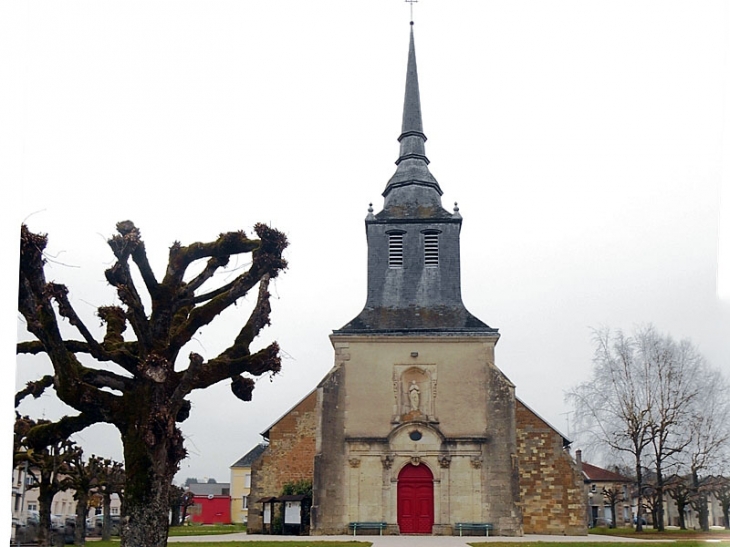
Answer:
[15, 375, 54, 407]
[22, 413, 98, 451]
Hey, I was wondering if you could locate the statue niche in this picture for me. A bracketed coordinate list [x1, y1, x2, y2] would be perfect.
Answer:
[395, 366, 434, 421]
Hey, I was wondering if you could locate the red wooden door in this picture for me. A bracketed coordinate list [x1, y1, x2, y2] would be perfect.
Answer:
[397, 464, 434, 534]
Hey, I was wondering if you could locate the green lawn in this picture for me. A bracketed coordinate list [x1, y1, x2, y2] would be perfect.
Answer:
[471, 543, 723, 547]
[589, 526, 730, 540]
[168, 524, 248, 536]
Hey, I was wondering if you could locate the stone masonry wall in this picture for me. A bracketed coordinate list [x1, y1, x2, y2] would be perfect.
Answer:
[247, 390, 317, 533]
[516, 400, 586, 535]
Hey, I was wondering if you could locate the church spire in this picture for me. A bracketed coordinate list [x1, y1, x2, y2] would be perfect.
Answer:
[334, 21, 495, 334]
[399, 22, 426, 155]
[382, 23, 444, 210]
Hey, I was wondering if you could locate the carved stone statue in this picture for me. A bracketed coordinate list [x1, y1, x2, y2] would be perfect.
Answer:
[408, 380, 420, 411]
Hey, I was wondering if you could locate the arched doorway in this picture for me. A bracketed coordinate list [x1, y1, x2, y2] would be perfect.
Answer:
[397, 463, 434, 534]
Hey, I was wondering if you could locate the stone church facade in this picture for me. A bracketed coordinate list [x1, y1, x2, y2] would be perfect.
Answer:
[248, 23, 585, 536]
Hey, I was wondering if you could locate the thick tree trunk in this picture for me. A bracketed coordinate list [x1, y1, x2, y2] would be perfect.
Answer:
[635, 461, 644, 532]
[118, 388, 186, 547]
[170, 504, 181, 527]
[677, 500, 687, 530]
[101, 493, 112, 541]
[692, 470, 710, 532]
[37, 486, 54, 547]
[74, 494, 88, 546]
[655, 465, 665, 532]
[697, 494, 710, 532]
[722, 502, 729, 529]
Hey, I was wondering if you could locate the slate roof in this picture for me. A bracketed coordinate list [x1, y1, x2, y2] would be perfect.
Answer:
[380, 23, 445, 219]
[187, 482, 231, 496]
[230, 443, 267, 468]
[582, 462, 632, 483]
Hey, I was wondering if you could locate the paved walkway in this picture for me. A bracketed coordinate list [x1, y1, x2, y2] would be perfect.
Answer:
[169, 533, 664, 545]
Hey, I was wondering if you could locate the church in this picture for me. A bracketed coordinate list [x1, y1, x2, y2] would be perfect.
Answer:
[247, 22, 586, 536]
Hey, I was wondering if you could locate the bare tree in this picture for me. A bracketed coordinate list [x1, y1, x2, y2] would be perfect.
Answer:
[642, 480, 663, 529]
[638, 326, 703, 531]
[665, 474, 692, 530]
[566, 328, 653, 531]
[17, 221, 287, 547]
[688, 475, 715, 530]
[708, 476, 730, 530]
[567, 326, 726, 532]
[682, 368, 730, 531]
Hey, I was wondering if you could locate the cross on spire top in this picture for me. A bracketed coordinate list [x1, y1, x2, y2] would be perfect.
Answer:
[405, 0, 418, 23]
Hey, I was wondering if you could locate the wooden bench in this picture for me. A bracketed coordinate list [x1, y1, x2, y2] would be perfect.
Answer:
[454, 522, 493, 536]
[348, 522, 387, 536]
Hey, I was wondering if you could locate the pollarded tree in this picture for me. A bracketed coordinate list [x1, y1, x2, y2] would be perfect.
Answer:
[601, 486, 623, 529]
[641, 477, 661, 529]
[168, 485, 186, 527]
[688, 475, 715, 530]
[93, 457, 125, 541]
[14, 415, 79, 547]
[65, 449, 97, 545]
[179, 490, 194, 525]
[17, 221, 287, 547]
[665, 474, 692, 530]
[709, 476, 730, 530]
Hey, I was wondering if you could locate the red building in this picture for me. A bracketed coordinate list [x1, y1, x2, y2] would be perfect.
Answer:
[187, 482, 232, 525]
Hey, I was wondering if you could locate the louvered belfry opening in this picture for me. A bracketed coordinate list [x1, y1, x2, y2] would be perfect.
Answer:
[423, 232, 438, 267]
[388, 232, 404, 268]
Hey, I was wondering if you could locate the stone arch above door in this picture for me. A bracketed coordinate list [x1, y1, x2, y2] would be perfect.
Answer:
[388, 421, 444, 453]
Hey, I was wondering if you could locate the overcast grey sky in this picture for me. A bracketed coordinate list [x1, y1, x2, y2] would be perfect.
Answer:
[3, 1, 729, 492]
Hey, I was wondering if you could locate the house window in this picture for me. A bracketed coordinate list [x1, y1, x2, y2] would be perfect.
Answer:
[242, 496, 249, 509]
[423, 232, 439, 267]
[388, 233, 404, 268]
[111, 507, 119, 515]
[244, 473, 251, 488]
[591, 484, 597, 493]
[27, 503, 37, 512]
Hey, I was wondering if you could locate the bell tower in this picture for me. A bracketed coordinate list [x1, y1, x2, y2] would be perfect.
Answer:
[337, 23, 496, 335]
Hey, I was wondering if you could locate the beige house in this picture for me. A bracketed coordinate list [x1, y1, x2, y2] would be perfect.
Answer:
[577, 454, 633, 528]
[10, 464, 121, 535]
[229, 444, 266, 524]
[248, 21, 585, 537]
